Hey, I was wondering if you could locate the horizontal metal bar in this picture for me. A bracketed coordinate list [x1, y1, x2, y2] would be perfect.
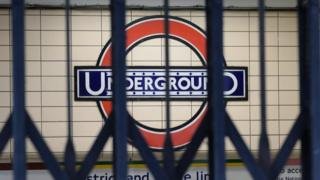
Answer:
[26, 113, 68, 180]
[225, 113, 267, 180]
[176, 115, 209, 179]
[76, 117, 113, 179]
[64, 139, 76, 179]
[128, 114, 168, 180]
[0, 0, 298, 9]
[0, 115, 12, 155]
[270, 113, 305, 179]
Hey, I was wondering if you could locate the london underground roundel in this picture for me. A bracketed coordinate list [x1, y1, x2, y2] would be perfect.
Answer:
[75, 16, 248, 150]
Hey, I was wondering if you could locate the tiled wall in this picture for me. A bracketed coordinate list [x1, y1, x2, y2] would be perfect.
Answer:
[0, 9, 299, 161]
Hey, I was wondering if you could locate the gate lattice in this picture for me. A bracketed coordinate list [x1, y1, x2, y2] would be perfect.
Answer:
[0, 0, 319, 179]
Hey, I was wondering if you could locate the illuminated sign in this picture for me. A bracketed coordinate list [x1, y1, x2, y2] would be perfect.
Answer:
[74, 16, 248, 150]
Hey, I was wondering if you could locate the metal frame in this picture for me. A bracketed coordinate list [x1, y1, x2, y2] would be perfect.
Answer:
[0, 0, 319, 179]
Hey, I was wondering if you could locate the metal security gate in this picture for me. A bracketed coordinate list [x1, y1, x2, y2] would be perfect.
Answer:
[0, 0, 319, 179]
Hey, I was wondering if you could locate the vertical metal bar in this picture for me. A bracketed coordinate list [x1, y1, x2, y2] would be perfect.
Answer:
[307, 0, 320, 179]
[110, 0, 128, 178]
[64, 0, 76, 178]
[297, 0, 310, 179]
[65, 0, 73, 144]
[163, 0, 175, 179]
[11, 0, 26, 179]
[301, 130, 311, 180]
[298, 0, 308, 118]
[257, 0, 271, 170]
[206, 0, 225, 179]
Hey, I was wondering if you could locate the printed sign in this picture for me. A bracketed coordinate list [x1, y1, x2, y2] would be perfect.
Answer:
[74, 16, 248, 150]
[0, 164, 301, 180]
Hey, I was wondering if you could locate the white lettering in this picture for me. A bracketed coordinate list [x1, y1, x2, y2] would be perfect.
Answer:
[107, 76, 112, 90]
[178, 77, 191, 90]
[191, 77, 202, 90]
[134, 77, 143, 90]
[155, 77, 165, 90]
[144, 77, 154, 90]
[169, 78, 178, 90]
[126, 77, 134, 90]
[224, 72, 238, 96]
[85, 72, 105, 96]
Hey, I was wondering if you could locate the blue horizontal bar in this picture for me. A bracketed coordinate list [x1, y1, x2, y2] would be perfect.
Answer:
[75, 67, 247, 100]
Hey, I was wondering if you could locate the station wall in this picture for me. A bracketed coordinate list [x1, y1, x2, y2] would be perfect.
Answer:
[0, 9, 299, 161]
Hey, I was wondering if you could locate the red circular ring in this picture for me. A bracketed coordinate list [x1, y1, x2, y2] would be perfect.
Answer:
[98, 17, 208, 150]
